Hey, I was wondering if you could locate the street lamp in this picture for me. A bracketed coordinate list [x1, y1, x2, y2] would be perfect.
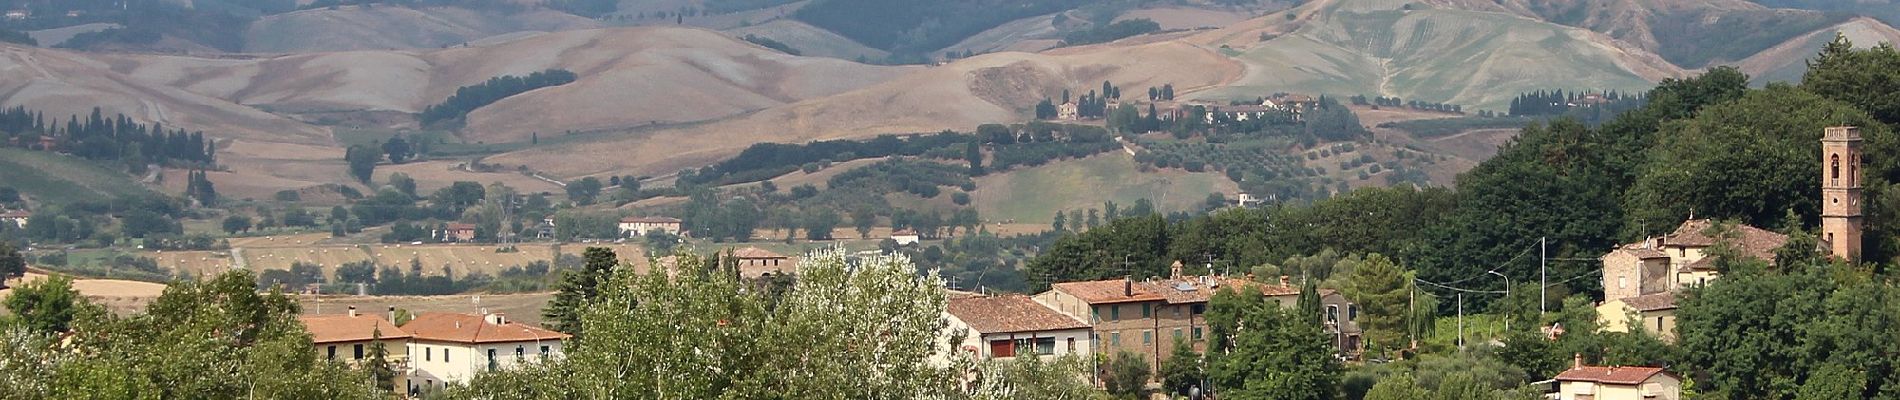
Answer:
[1487, 270, 1510, 332]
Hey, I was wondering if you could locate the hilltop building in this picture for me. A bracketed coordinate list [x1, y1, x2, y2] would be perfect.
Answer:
[1597, 126, 1864, 340]
[618, 216, 683, 237]
[1, 210, 29, 228]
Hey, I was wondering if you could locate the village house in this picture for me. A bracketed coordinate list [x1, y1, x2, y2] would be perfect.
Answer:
[731, 247, 793, 277]
[297, 306, 412, 367]
[440, 223, 477, 242]
[4, 9, 27, 20]
[1058, 102, 1081, 120]
[1598, 127, 1862, 340]
[1595, 292, 1677, 341]
[938, 294, 1092, 364]
[1033, 262, 1362, 370]
[891, 228, 921, 246]
[1552, 355, 1681, 400]
[617, 216, 682, 237]
[1, 210, 29, 228]
[402, 312, 568, 394]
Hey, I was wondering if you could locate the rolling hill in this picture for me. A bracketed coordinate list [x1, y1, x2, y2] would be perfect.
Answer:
[244, 4, 601, 53]
[1184, 0, 1682, 112]
[484, 39, 1243, 179]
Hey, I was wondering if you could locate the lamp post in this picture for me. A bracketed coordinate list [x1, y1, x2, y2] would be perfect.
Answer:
[1487, 270, 1511, 332]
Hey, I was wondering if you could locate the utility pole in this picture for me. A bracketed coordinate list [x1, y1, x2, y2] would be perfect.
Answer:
[1456, 292, 1464, 351]
[1488, 270, 1510, 332]
[1540, 236, 1548, 316]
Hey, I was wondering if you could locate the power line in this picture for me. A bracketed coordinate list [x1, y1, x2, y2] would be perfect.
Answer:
[1413, 277, 1508, 294]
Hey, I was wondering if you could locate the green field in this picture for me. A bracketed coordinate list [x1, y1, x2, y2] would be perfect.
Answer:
[0, 148, 160, 205]
[972, 154, 1234, 224]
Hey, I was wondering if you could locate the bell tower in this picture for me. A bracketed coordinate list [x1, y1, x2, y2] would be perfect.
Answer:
[1821, 126, 1864, 260]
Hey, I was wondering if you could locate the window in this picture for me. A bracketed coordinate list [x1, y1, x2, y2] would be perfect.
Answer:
[1174, 306, 1182, 317]
[1111, 332, 1121, 345]
[540, 345, 550, 358]
[1193, 327, 1203, 340]
[1066, 337, 1076, 353]
[1173, 328, 1183, 339]
[1141, 303, 1151, 318]
[1327, 305, 1339, 323]
[1349, 305, 1358, 321]
[1656, 317, 1665, 332]
[1142, 330, 1152, 344]
[1111, 305, 1121, 321]
[1191, 304, 1206, 315]
[445, 349, 450, 363]
[1092, 306, 1102, 323]
[425, 347, 432, 361]
[1618, 276, 1627, 289]
[516, 345, 525, 360]
[487, 349, 497, 371]
[1034, 338, 1057, 355]
[990, 340, 1015, 358]
[326, 345, 336, 360]
[354, 344, 364, 360]
[1832, 154, 1841, 180]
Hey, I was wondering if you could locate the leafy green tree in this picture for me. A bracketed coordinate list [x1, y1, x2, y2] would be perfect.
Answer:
[966, 354, 1102, 400]
[2, 275, 93, 333]
[386, 172, 417, 197]
[0, 242, 24, 282]
[542, 247, 618, 335]
[1363, 374, 1430, 400]
[1802, 35, 1900, 127]
[1104, 351, 1151, 398]
[1207, 283, 1340, 400]
[1159, 338, 1204, 396]
[565, 177, 604, 205]
[221, 215, 252, 234]
[344, 145, 380, 184]
[445, 249, 955, 399]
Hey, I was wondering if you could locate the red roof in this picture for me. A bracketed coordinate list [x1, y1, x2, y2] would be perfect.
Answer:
[1555, 365, 1673, 385]
[731, 247, 786, 259]
[892, 228, 918, 236]
[445, 223, 476, 231]
[1617, 292, 1678, 312]
[403, 313, 569, 344]
[1051, 279, 1166, 304]
[1661, 219, 1787, 261]
[0, 210, 30, 218]
[620, 216, 681, 224]
[947, 295, 1088, 334]
[299, 313, 412, 344]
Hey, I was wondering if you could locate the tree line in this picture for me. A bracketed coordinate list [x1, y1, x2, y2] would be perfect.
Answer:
[419, 69, 578, 126]
[0, 106, 217, 172]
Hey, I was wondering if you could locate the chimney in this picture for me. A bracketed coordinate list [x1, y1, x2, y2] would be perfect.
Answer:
[1124, 276, 1133, 297]
[388, 306, 397, 323]
[347, 306, 357, 317]
[487, 313, 507, 325]
[1280, 275, 1291, 287]
[1170, 261, 1183, 280]
[1573, 353, 1584, 369]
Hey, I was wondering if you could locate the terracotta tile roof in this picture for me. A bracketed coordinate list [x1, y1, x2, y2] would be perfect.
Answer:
[0, 210, 29, 218]
[1618, 292, 1678, 312]
[1051, 279, 1166, 304]
[731, 247, 786, 259]
[1607, 244, 1668, 259]
[1555, 365, 1672, 385]
[892, 228, 918, 236]
[445, 223, 476, 231]
[299, 313, 411, 344]
[620, 216, 681, 224]
[947, 295, 1089, 334]
[403, 313, 569, 344]
[1662, 219, 1787, 260]
[1681, 257, 1718, 272]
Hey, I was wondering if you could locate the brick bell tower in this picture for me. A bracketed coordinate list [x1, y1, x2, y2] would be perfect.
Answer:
[1822, 126, 1864, 260]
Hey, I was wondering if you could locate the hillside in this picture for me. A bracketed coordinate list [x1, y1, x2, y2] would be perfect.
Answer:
[1735, 17, 1900, 84]
[485, 40, 1243, 179]
[0, 45, 332, 144]
[0, 148, 160, 206]
[1186, 0, 1681, 112]
[92, 27, 913, 143]
[972, 153, 1236, 223]
[244, 5, 601, 53]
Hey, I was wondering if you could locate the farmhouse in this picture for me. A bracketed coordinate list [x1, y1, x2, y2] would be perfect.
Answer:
[403, 312, 569, 394]
[1057, 102, 1080, 120]
[1552, 355, 1681, 400]
[618, 216, 682, 237]
[732, 247, 793, 277]
[891, 228, 920, 246]
[1, 210, 29, 228]
[298, 306, 412, 367]
[440, 223, 477, 242]
[938, 294, 1092, 364]
[1595, 292, 1678, 341]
